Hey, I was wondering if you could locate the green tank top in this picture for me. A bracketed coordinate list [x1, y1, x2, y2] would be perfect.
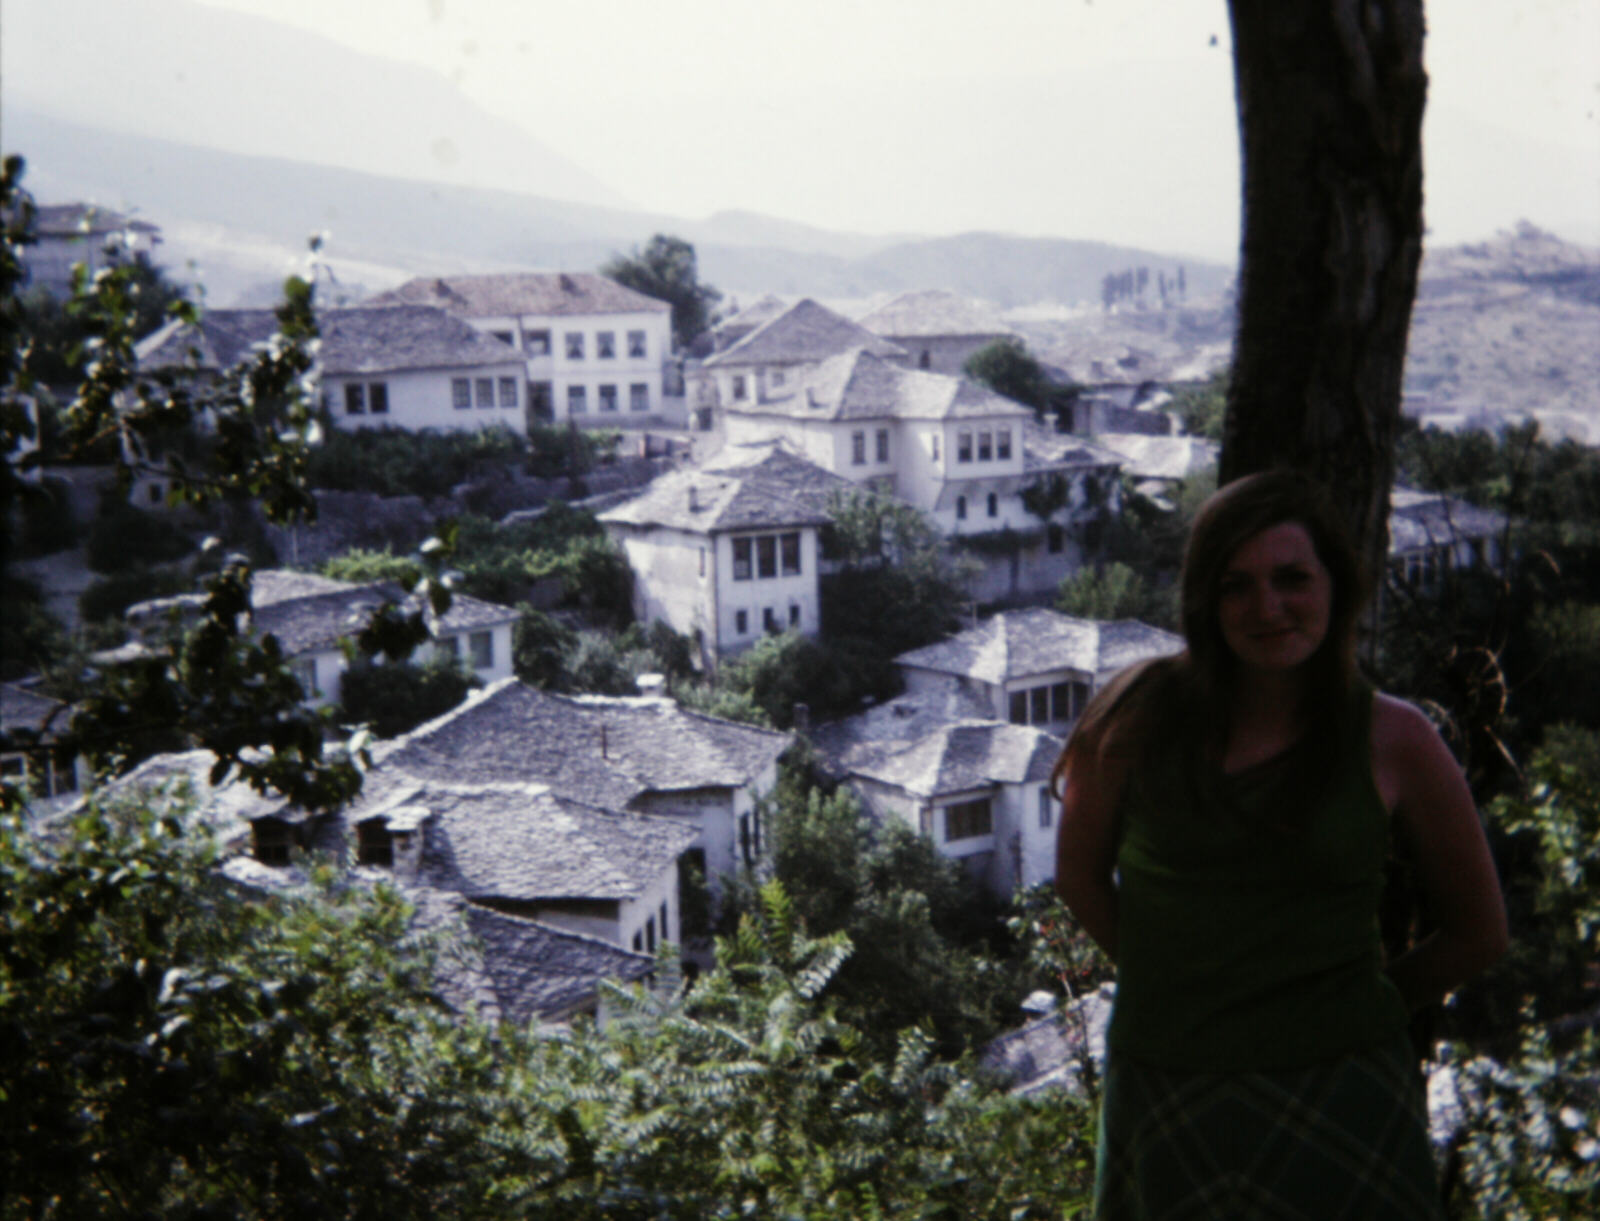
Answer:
[1107, 689, 1411, 1071]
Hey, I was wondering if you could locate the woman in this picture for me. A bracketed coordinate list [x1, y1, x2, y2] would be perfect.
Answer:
[1053, 470, 1507, 1219]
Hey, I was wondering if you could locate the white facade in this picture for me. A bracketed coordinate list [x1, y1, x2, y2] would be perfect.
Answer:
[635, 757, 779, 887]
[324, 363, 528, 434]
[461, 308, 674, 428]
[288, 622, 515, 709]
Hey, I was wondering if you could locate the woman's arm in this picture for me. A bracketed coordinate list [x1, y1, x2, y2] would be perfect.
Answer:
[1374, 694, 1510, 1012]
[1053, 748, 1128, 962]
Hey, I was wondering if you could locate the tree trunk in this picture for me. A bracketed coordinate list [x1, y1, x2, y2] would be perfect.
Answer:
[1222, 0, 1427, 581]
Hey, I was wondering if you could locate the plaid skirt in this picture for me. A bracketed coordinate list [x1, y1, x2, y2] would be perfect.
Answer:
[1094, 1036, 1443, 1220]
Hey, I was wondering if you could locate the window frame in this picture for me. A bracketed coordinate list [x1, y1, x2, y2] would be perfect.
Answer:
[567, 384, 587, 414]
[957, 430, 973, 463]
[629, 382, 650, 412]
[565, 332, 585, 360]
[469, 630, 494, 670]
[944, 797, 993, 842]
[344, 383, 365, 415]
[627, 329, 647, 358]
[526, 330, 551, 356]
[780, 532, 801, 576]
[732, 537, 753, 581]
[498, 377, 518, 408]
[756, 535, 777, 579]
[475, 377, 495, 408]
[851, 430, 866, 465]
[875, 427, 889, 463]
[997, 428, 1012, 461]
[452, 378, 471, 410]
[597, 331, 616, 359]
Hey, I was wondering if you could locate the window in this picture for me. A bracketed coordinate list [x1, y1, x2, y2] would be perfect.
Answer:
[476, 377, 494, 408]
[659, 900, 670, 942]
[345, 383, 365, 414]
[740, 812, 754, 866]
[469, 630, 494, 669]
[1051, 683, 1073, 721]
[292, 658, 318, 698]
[565, 332, 585, 359]
[526, 330, 551, 356]
[438, 635, 461, 661]
[1039, 787, 1054, 829]
[628, 329, 646, 358]
[491, 330, 513, 345]
[452, 378, 472, 410]
[780, 532, 801, 576]
[597, 331, 615, 359]
[529, 382, 553, 417]
[498, 377, 517, 408]
[1047, 524, 1064, 554]
[735, 609, 748, 634]
[633, 931, 643, 951]
[978, 430, 993, 461]
[931, 434, 941, 461]
[629, 382, 649, 412]
[1031, 686, 1049, 723]
[944, 798, 993, 842]
[732, 538, 752, 580]
[987, 492, 998, 518]
[788, 604, 800, 627]
[732, 374, 748, 401]
[956, 496, 967, 521]
[645, 915, 657, 953]
[356, 818, 393, 867]
[1009, 691, 1027, 724]
[757, 536, 777, 578]
[253, 818, 292, 866]
[957, 431, 973, 463]
[919, 349, 931, 369]
[369, 383, 388, 414]
[763, 607, 779, 633]
[876, 428, 889, 462]
[598, 384, 618, 413]
[997, 429, 1012, 460]
[852, 431, 866, 465]
[567, 385, 587, 414]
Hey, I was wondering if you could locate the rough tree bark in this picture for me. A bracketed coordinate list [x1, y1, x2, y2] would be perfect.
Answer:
[1222, 0, 1427, 580]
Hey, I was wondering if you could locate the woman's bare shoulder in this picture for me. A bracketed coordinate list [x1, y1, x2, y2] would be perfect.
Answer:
[1369, 690, 1461, 811]
[1371, 690, 1439, 747]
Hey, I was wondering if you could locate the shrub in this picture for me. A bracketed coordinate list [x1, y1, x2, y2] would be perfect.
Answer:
[336, 656, 477, 739]
[85, 499, 195, 573]
[305, 425, 527, 499]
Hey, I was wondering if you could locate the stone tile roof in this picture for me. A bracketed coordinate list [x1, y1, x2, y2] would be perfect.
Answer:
[843, 721, 1062, 799]
[1084, 433, 1217, 482]
[241, 575, 518, 657]
[703, 299, 905, 368]
[381, 679, 792, 807]
[416, 890, 654, 1027]
[978, 985, 1113, 1097]
[136, 306, 521, 376]
[731, 348, 1034, 424]
[599, 441, 852, 534]
[0, 681, 71, 738]
[250, 570, 356, 607]
[1388, 488, 1507, 555]
[34, 203, 159, 237]
[856, 290, 1014, 340]
[91, 748, 291, 841]
[368, 272, 670, 319]
[894, 608, 1184, 684]
[713, 294, 791, 345]
[1020, 421, 1127, 473]
[345, 777, 697, 902]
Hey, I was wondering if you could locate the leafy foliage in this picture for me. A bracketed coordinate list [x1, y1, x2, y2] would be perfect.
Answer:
[1057, 559, 1172, 625]
[336, 655, 478, 739]
[600, 234, 722, 351]
[84, 494, 196, 572]
[962, 336, 1080, 426]
[304, 423, 526, 499]
[1163, 368, 1228, 441]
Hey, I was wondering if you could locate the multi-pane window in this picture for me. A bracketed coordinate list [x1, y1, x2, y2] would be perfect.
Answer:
[628, 330, 647, 358]
[876, 428, 889, 462]
[735, 609, 749, 635]
[732, 538, 752, 580]
[763, 607, 779, 633]
[734, 533, 800, 580]
[345, 383, 365, 414]
[1009, 681, 1089, 725]
[526, 330, 551, 356]
[757, 536, 777, 578]
[629, 382, 649, 412]
[498, 377, 518, 408]
[598, 384, 618, 412]
[1031, 686, 1049, 724]
[957, 431, 973, 462]
[369, 383, 388, 414]
[944, 798, 993, 842]
[565, 332, 585, 359]
[732, 375, 748, 401]
[851, 431, 866, 465]
[597, 331, 615, 358]
[997, 429, 1012, 460]
[567, 385, 587, 414]
[476, 378, 495, 408]
[452, 378, 471, 410]
[253, 818, 292, 866]
[780, 532, 801, 576]
[469, 630, 494, 669]
[978, 430, 993, 461]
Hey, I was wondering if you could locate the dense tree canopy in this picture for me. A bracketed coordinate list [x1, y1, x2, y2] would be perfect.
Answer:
[600, 234, 722, 351]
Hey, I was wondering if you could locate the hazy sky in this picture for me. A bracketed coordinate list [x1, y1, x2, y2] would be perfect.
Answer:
[12, 0, 1599, 259]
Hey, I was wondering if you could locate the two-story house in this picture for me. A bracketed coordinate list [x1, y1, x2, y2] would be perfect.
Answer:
[135, 304, 528, 437]
[368, 273, 675, 429]
[855, 289, 1015, 375]
[598, 442, 856, 667]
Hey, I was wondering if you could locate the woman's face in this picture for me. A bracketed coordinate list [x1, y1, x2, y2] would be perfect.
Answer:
[1216, 521, 1334, 673]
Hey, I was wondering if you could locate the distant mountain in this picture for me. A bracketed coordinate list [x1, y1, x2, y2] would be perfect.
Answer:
[4, 109, 1235, 309]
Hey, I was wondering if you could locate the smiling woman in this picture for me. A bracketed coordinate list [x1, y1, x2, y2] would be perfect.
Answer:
[1051, 470, 1508, 1219]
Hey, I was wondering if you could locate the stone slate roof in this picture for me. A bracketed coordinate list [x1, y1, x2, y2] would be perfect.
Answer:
[843, 721, 1062, 799]
[978, 985, 1113, 1097]
[244, 575, 518, 657]
[1388, 488, 1507, 555]
[703, 299, 905, 368]
[1020, 421, 1127, 474]
[90, 748, 290, 841]
[713, 294, 790, 346]
[732, 348, 1034, 424]
[894, 609, 1185, 684]
[368, 272, 670, 318]
[417, 890, 654, 1027]
[347, 777, 697, 902]
[136, 306, 521, 376]
[35, 203, 159, 237]
[381, 679, 791, 807]
[857, 290, 1013, 340]
[1086, 433, 1218, 482]
[0, 681, 70, 739]
[599, 442, 852, 534]
[250, 570, 355, 607]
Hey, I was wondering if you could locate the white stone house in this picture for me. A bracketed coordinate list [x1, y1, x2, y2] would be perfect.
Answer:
[856, 289, 1015, 376]
[1387, 487, 1509, 593]
[698, 298, 907, 420]
[368, 272, 676, 429]
[0, 680, 86, 811]
[598, 442, 856, 667]
[893, 608, 1186, 737]
[25, 203, 163, 298]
